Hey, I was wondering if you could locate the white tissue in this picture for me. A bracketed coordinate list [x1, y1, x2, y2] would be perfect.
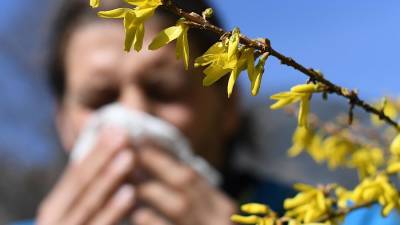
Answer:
[70, 103, 221, 186]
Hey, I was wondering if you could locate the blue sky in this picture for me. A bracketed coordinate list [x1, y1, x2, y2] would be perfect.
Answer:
[0, 0, 399, 164]
[212, 0, 400, 100]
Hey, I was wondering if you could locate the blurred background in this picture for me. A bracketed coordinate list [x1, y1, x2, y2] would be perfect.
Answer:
[0, 0, 399, 223]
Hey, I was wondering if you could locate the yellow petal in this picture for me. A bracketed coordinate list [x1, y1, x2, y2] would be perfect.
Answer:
[382, 202, 395, 217]
[291, 83, 320, 93]
[390, 134, 400, 156]
[284, 192, 314, 209]
[125, 0, 162, 7]
[202, 63, 230, 86]
[251, 69, 263, 96]
[181, 30, 190, 70]
[122, 11, 137, 52]
[98, 8, 132, 18]
[270, 92, 293, 100]
[124, 25, 137, 52]
[298, 95, 310, 127]
[149, 25, 184, 50]
[387, 161, 400, 174]
[133, 6, 157, 22]
[90, 0, 100, 8]
[228, 28, 240, 61]
[288, 144, 304, 157]
[246, 49, 255, 81]
[231, 215, 259, 224]
[227, 68, 240, 98]
[270, 96, 300, 110]
[194, 42, 225, 67]
[133, 22, 145, 52]
[251, 53, 268, 96]
[316, 191, 326, 211]
[204, 42, 226, 55]
[293, 183, 315, 192]
[176, 27, 189, 70]
[124, 0, 148, 7]
[371, 98, 398, 126]
[123, 10, 136, 30]
[223, 56, 238, 70]
[195, 54, 219, 67]
[241, 203, 269, 214]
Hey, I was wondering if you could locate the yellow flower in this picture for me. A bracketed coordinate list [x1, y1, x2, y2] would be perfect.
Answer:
[348, 147, 384, 179]
[386, 160, 400, 174]
[98, 0, 162, 52]
[270, 92, 302, 110]
[227, 47, 253, 98]
[390, 133, 400, 157]
[248, 52, 268, 96]
[195, 42, 231, 84]
[149, 19, 190, 69]
[320, 135, 355, 169]
[284, 184, 332, 223]
[370, 98, 398, 126]
[351, 174, 399, 217]
[288, 126, 314, 157]
[307, 134, 324, 163]
[270, 92, 311, 126]
[270, 83, 322, 127]
[195, 28, 255, 97]
[90, 0, 100, 8]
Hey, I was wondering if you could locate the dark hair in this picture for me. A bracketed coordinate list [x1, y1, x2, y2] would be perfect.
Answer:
[47, 0, 224, 101]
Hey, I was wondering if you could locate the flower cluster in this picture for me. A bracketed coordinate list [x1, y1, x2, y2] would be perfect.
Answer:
[284, 184, 333, 224]
[288, 123, 386, 179]
[195, 28, 269, 97]
[337, 174, 400, 217]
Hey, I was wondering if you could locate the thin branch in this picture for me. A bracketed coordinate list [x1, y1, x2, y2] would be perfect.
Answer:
[162, 0, 400, 131]
[318, 201, 375, 222]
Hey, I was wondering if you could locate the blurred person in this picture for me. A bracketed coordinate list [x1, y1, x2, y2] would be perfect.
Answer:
[10, 0, 294, 225]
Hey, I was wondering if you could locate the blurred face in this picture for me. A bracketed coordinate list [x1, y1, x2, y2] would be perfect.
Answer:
[58, 19, 238, 168]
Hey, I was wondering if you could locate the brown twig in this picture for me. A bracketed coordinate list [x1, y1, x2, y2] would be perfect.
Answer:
[318, 201, 375, 223]
[162, 0, 400, 131]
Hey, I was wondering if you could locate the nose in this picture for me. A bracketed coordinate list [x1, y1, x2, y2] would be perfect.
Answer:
[119, 85, 153, 114]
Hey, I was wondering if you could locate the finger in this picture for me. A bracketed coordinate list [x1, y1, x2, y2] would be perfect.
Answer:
[131, 207, 172, 225]
[137, 181, 188, 221]
[139, 146, 200, 189]
[39, 127, 130, 222]
[63, 149, 135, 225]
[88, 184, 135, 225]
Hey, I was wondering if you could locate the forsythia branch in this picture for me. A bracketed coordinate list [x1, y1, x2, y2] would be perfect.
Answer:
[162, 0, 400, 131]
